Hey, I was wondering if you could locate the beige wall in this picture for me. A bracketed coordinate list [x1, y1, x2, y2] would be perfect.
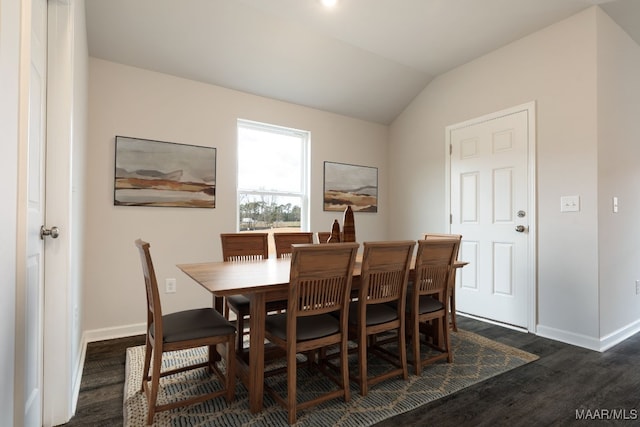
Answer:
[596, 10, 640, 340]
[390, 8, 602, 345]
[85, 58, 388, 336]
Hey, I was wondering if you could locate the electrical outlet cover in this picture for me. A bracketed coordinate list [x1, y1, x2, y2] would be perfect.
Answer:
[165, 278, 177, 293]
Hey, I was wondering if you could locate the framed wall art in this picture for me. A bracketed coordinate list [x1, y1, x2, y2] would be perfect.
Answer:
[114, 136, 216, 208]
[323, 161, 378, 212]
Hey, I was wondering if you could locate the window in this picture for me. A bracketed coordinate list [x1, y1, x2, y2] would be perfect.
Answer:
[237, 119, 309, 234]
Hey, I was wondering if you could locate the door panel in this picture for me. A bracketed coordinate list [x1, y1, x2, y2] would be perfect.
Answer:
[450, 108, 531, 328]
[460, 241, 478, 290]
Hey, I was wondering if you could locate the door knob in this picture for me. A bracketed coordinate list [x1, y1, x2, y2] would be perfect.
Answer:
[40, 225, 60, 240]
[515, 225, 526, 233]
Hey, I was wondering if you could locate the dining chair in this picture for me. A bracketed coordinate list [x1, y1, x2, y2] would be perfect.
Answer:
[220, 232, 282, 353]
[263, 242, 359, 424]
[316, 231, 331, 244]
[348, 240, 415, 396]
[424, 233, 463, 331]
[407, 238, 458, 375]
[273, 232, 314, 258]
[220, 232, 269, 261]
[135, 239, 236, 425]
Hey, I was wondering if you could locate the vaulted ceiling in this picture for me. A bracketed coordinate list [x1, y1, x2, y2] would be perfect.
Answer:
[85, 0, 640, 124]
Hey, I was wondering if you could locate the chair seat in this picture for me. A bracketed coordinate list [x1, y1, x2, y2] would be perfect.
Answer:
[227, 294, 288, 313]
[348, 301, 398, 326]
[265, 313, 340, 342]
[415, 295, 444, 315]
[388, 293, 444, 315]
[226, 294, 250, 310]
[151, 308, 236, 343]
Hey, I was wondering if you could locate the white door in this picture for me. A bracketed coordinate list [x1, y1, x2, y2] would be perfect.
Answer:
[448, 103, 535, 330]
[25, 0, 48, 424]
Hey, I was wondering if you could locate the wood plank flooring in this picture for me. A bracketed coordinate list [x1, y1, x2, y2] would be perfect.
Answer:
[62, 317, 640, 426]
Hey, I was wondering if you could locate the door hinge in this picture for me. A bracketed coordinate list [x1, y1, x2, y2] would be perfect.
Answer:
[449, 144, 452, 155]
[450, 214, 453, 224]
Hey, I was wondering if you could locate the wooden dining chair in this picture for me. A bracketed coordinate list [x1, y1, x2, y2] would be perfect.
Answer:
[349, 240, 415, 396]
[135, 239, 236, 425]
[220, 233, 282, 353]
[273, 232, 314, 258]
[263, 242, 359, 424]
[316, 231, 331, 244]
[220, 232, 269, 261]
[424, 233, 462, 331]
[407, 238, 458, 375]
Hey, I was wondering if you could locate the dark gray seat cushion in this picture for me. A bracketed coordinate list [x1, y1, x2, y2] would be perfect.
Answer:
[227, 295, 288, 313]
[227, 294, 250, 309]
[348, 301, 398, 326]
[388, 292, 444, 315]
[414, 295, 444, 314]
[265, 313, 340, 342]
[150, 308, 236, 343]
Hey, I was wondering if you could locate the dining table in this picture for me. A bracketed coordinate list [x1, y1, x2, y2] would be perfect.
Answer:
[177, 254, 467, 414]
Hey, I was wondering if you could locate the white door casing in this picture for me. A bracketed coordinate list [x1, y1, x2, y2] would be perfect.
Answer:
[44, 1, 80, 424]
[24, 0, 48, 425]
[447, 102, 536, 331]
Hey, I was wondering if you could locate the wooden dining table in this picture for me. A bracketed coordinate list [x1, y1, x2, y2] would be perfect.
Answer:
[177, 255, 466, 414]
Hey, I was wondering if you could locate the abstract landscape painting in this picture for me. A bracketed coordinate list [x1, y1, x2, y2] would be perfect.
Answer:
[323, 161, 377, 212]
[114, 136, 216, 208]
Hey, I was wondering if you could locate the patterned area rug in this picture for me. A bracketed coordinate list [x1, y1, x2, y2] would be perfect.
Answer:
[124, 330, 537, 426]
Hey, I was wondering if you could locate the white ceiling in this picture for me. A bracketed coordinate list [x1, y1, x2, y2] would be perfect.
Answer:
[85, 0, 640, 124]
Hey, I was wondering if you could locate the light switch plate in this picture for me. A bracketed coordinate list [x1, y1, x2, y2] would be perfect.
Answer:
[560, 195, 580, 212]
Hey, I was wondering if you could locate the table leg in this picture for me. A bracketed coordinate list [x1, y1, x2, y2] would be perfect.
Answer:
[248, 292, 265, 413]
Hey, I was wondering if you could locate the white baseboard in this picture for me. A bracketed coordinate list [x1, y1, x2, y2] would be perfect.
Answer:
[535, 325, 601, 351]
[83, 322, 146, 343]
[599, 319, 640, 352]
[537, 321, 640, 352]
[460, 313, 640, 352]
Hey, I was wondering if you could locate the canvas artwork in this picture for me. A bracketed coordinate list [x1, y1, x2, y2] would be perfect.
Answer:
[323, 161, 378, 212]
[114, 136, 216, 208]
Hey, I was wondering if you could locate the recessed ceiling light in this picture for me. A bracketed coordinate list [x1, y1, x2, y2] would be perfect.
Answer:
[321, 0, 338, 8]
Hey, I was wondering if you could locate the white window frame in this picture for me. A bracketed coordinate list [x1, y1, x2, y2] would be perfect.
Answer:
[236, 119, 310, 232]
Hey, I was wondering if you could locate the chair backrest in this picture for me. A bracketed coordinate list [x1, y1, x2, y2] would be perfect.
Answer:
[273, 232, 314, 258]
[359, 241, 416, 307]
[135, 239, 162, 339]
[220, 233, 269, 261]
[424, 233, 462, 260]
[316, 231, 331, 244]
[288, 243, 359, 320]
[413, 238, 459, 300]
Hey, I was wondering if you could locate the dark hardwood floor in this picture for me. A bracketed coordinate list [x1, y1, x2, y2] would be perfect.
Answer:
[63, 317, 640, 426]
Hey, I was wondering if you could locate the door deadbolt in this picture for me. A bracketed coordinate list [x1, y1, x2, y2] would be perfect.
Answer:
[517, 210, 526, 218]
